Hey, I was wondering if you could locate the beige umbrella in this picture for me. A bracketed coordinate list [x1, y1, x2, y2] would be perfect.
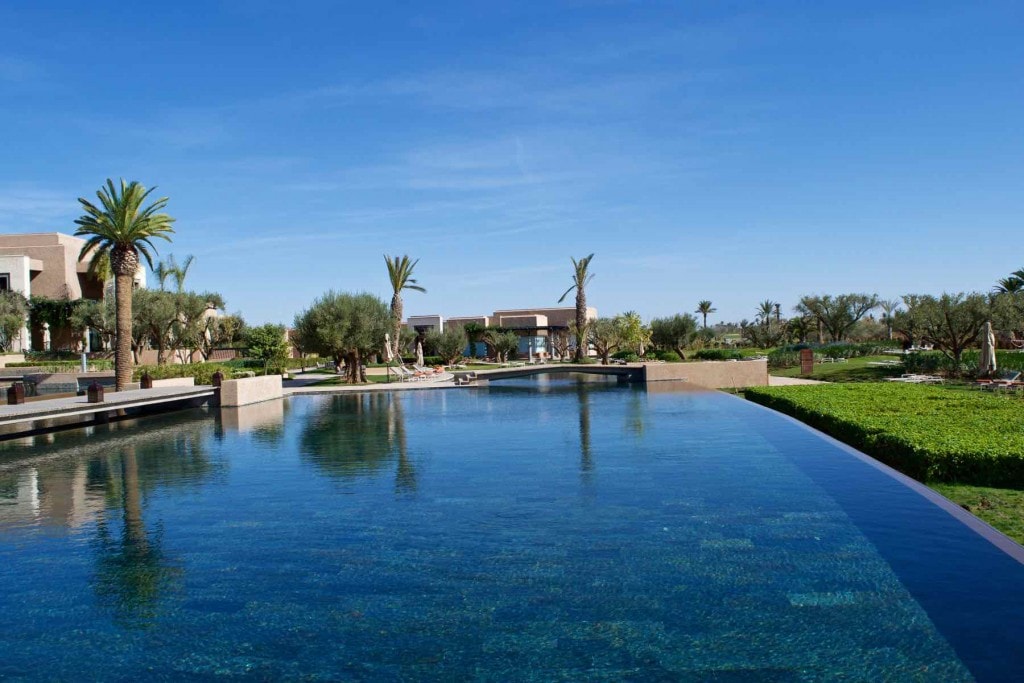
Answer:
[384, 334, 394, 363]
[979, 321, 997, 376]
[416, 340, 424, 367]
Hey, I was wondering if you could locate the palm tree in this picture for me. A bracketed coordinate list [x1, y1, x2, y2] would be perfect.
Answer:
[75, 179, 175, 390]
[879, 298, 901, 339]
[695, 300, 716, 329]
[558, 253, 595, 362]
[384, 255, 426, 358]
[994, 269, 1024, 294]
[756, 299, 778, 327]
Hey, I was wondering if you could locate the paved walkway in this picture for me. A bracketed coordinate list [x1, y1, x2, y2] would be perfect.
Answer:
[768, 375, 827, 386]
[0, 385, 216, 427]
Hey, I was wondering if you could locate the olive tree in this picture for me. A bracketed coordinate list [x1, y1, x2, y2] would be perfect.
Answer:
[795, 294, 879, 342]
[650, 314, 697, 360]
[426, 327, 468, 366]
[588, 317, 624, 365]
[894, 293, 989, 366]
[0, 291, 28, 352]
[293, 291, 390, 383]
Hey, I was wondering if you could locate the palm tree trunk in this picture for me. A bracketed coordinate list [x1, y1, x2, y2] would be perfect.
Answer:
[391, 294, 403, 359]
[115, 272, 133, 390]
[575, 289, 586, 362]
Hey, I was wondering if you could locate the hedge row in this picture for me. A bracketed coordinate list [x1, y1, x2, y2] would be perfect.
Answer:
[132, 363, 234, 386]
[745, 383, 1024, 487]
[7, 360, 113, 371]
[904, 350, 1024, 377]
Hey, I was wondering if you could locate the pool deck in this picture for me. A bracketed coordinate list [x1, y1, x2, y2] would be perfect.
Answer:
[0, 385, 216, 436]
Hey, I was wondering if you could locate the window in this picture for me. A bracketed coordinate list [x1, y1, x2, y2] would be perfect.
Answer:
[0, 274, 9, 291]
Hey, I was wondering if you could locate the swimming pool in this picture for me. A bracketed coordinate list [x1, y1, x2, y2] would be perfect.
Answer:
[1, 376, 1022, 679]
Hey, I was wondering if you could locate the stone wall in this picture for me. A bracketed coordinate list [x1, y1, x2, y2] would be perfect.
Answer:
[220, 375, 283, 407]
[643, 360, 768, 389]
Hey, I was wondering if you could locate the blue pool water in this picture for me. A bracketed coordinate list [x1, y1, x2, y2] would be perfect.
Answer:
[1, 376, 1023, 680]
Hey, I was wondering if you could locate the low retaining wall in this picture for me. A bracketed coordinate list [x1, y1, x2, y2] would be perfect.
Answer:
[643, 360, 768, 389]
[220, 375, 283, 407]
[151, 377, 196, 388]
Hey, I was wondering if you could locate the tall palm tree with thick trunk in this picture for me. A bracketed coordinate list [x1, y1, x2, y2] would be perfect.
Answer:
[385, 255, 426, 359]
[695, 300, 716, 328]
[75, 179, 175, 390]
[558, 253, 595, 362]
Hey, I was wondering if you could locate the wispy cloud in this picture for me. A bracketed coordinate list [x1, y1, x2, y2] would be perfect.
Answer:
[0, 186, 75, 231]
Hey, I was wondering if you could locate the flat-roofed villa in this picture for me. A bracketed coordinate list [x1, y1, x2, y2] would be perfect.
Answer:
[0, 232, 146, 352]
[405, 306, 598, 358]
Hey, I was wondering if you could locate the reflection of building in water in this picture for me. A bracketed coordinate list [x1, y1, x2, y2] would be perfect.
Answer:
[0, 460, 106, 531]
[220, 400, 285, 434]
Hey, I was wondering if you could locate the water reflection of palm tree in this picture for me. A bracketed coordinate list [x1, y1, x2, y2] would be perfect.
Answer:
[390, 394, 416, 494]
[626, 388, 646, 438]
[576, 382, 593, 481]
[93, 445, 182, 628]
[89, 420, 213, 627]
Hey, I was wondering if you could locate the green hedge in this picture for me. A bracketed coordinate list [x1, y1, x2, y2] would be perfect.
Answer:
[903, 350, 1024, 377]
[694, 349, 744, 361]
[6, 360, 114, 371]
[133, 363, 234, 386]
[745, 383, 1024, 486]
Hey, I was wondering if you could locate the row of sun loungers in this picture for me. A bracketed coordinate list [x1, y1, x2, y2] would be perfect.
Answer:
[885, 374, 944, 384]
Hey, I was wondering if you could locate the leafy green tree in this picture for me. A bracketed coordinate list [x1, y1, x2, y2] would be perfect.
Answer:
[558, 253, 595, 362]
[462, 321, 486, 358]
[132, 290, 178, 365]
[756, 300, 778, 326]
[426, 327, 468, 366]
[650, 314, 697, 360]
[0, 291, 28, 352]
[695, 300, 715, 328]
[795, 294, 879, 342]
[619, 310, 651, 356]
[549, 328, 571, 361]
[895, 293, 989, 366]
[75, 179, 175, 390]
[384, 255, 426, 359]
[588, 317, 624, 365]
[197, 313, 245, 362]
[484, 329, 520, 363]
[293, 291, 391, 383]
[246, 323, 289, 374]
[71, 296, 116, 350]
[742, 319, 788, 349]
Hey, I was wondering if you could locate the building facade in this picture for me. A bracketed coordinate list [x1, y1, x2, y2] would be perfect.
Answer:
[0, 232, 146, 352]
[406, 306, 598, 359]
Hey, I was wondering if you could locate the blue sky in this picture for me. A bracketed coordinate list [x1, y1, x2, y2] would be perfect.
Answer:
[1, 1, 1022, 326]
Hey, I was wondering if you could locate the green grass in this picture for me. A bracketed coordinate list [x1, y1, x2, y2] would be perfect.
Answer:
[931, 484, 1024, 545]
[771, 355, 905, 382]
[745, 383, 1024, 486]
[311, 374, 393, 386]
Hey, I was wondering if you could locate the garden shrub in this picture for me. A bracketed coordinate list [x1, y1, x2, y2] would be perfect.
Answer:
[133, 363, 233, 386]
[655, 351, 682, 362]
[7, 360, 113, 372]
[694, 349, 743, 361]
[745, 383, 1024, 487]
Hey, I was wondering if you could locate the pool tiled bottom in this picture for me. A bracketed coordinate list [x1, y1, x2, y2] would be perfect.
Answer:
[0, 379, 1017, 679]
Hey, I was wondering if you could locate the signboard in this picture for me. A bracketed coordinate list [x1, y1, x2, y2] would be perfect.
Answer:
[800, 348, 814, 375]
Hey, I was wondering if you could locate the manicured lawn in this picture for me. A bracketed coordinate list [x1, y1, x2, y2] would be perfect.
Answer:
[932, 484, 1024, 545]
[771, 355, 905, 382]
[745, 383, 1024, 486]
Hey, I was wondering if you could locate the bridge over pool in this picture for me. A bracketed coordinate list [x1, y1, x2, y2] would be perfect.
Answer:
[467, 359, 768, 389]
[473, 363, 645, 383]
